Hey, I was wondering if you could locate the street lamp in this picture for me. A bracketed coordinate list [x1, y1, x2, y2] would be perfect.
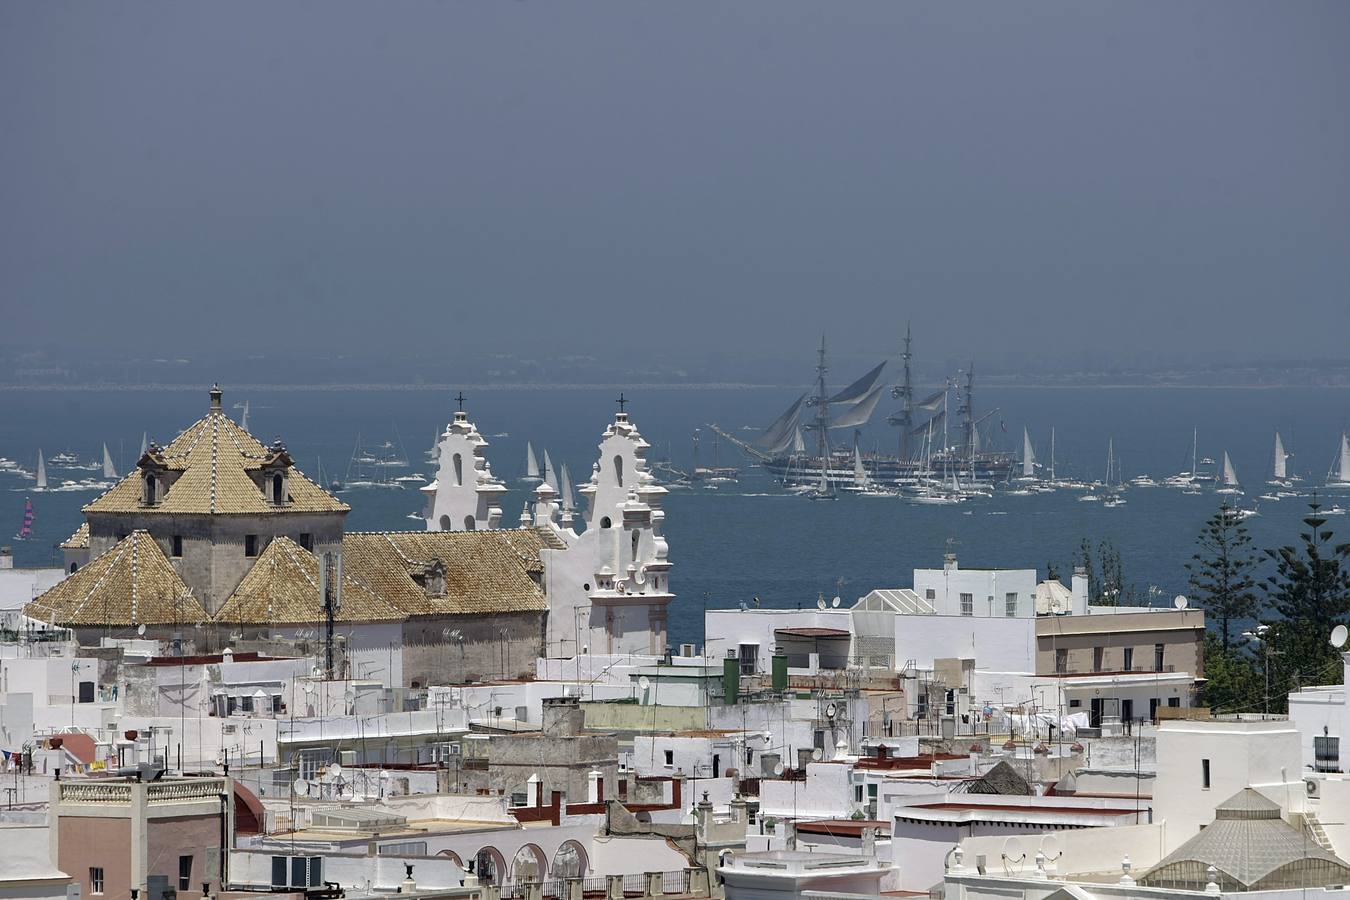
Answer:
[1241, 625, 1276, 715]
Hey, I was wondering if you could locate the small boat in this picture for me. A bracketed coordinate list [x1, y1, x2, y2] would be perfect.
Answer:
[1103, 494, 1127, 507]
[1225, 504, 1260, 521]
[394, 473, 427, 484]
[1257, 493, 1280, 502]
[49, 451, 79, 466]
[1078, 492, 1101, 502]
[1324, 505, 1347, 516]
[1129, 475, 1158, 487]
[14, 497, 34, 540]
[910, 491, 964, 505]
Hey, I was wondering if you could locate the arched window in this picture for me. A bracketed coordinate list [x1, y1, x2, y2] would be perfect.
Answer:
[272, 472, 284, 504]
[69, 562, 78, 574]
[631, 529, 640, 562]
[600, 517, 611, 529]
[613, 455, 624, 487]
[463, 515, 476, 531]
[144, 473, 157, 505]
[453, 453, 463, 486]
[439, 515, 452, 531]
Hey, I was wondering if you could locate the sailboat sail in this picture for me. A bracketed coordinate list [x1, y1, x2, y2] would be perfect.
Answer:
[102, 443, 118, 479]
[35, 451, 47, 491]
[1273, 432, 1286, 481]
[139, 432, 148, 458]
[524, 442, 540, 480]
[15, 498, 34, 540]
[1222, 452, 1239, 487]
[1331, 434, 1350, 485]
[240, 400, 250, 432]
[853, 446, 867, 486]
[542, 450, 556, 489]
[1022, 428, 1036, 477]
[560, 464, 575, 511]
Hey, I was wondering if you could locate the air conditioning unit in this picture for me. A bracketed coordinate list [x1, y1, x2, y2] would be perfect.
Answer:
[1306, 777, 1322, 798]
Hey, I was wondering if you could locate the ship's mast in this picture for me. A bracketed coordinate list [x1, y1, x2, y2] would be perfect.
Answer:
[889, 323, 915, 460]
[958, 364, 976, 464]
[812, 334, 830, 480]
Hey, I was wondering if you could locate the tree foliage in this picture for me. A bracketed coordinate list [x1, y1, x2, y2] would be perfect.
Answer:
[1261, 497, 1350, 682]
[1186, 503, 1260, 652]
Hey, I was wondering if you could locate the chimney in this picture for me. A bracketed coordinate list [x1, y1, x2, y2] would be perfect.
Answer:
[542, 695, 584, 737]
[944, 553, 958, 572]
[209, 384, 223, 411]
[1071, 567, 1089, 615]
[0, 547, 12, 570]
[861, 827, 877, 857]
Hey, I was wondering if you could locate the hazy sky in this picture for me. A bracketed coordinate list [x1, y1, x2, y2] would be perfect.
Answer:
[3, 2, 1347, 366]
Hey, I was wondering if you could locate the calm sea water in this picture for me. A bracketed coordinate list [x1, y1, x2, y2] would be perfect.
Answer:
[3, 385, 1349, 647]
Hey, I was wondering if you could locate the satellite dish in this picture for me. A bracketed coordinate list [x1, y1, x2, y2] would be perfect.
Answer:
[817, 597, 827, 610]
[832, 596, 841, 608]
[811, 748, 823, 761]
[1332, 625, 1349, 649]
[137, 624, 147, 637]
[825, 702, 837, 718]
[773, 762, 785, 776]
[1040, 834, 1061, 859]
[293, 778, 310, 797]
[638, 676, 652, 690]
[329, 763, 343, 779]
[1173, 595, 1189, 610]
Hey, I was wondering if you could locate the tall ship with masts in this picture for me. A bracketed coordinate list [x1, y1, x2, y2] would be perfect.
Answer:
[711, 329, 1016, 488]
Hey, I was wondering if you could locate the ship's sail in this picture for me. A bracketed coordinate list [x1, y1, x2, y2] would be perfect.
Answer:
[916, 389, 947, 412]
[102, 443, 117, 479]
[828, 362, 887, 406]
[1273, 432, 1286, 481]
[15, 498, 34, 540]
[542, 449, 557, 489]
[792, 428, 806, 454]
[758, 394, 807, 454]
[1222, 451, 1239, 487]
[524, 442, 540, 480]
[828, 383, 887, 430]
[560, 463, 575, 511]
[1022, 428, 1036, 477]
[36, 451, 46, 491]
[911, 410, 945, 437]
[1332, 433, 1350, 485]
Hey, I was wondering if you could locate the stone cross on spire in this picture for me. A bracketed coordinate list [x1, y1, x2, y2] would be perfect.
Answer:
[616, 393, 628, 415]
[455, 391, 466, 412]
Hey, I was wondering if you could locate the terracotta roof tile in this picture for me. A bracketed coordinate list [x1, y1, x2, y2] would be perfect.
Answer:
[214, 537, 406, 624]
[59, 522, 90, 550]
[84, 410, 348, 516]
[24, 531, 208, 626]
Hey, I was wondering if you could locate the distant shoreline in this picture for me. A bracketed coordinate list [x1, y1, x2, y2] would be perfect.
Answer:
[1, 381, 1349, 393]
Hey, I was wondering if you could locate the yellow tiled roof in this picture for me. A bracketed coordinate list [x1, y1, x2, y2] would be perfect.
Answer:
[59, 522, 90, 550]
[341, 528, 563, 615]
[24, 531, 208, 627]
[84, 408, 348, 516]
[214, 537, 406, 624]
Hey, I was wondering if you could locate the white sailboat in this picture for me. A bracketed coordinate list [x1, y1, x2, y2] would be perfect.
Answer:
[522, 442, 542, 483]
[1327, 433, 1350, 489]
[1269, 431, 1288, 484]
[1103, 439, 1127, 506]
[101, 443, 118, 480]
[35, 450, 47, 491]
[1215, 451, 1242, 495]
[139, 432, 148, 459]
[1017, 428, 1037, 481]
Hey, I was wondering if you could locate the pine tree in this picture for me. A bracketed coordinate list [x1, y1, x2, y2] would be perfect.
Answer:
[1262, 497, 1350, 683]
[1186, 503, 1259, 652]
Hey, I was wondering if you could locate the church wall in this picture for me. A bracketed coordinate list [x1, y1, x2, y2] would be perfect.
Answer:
[400, 611, 547, 687]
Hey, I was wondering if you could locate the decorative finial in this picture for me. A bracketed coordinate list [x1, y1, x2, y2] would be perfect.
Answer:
[1119, 855, 1135, 886]
[209, 383, 223, 410]
[1205, 865, 1220, 894]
